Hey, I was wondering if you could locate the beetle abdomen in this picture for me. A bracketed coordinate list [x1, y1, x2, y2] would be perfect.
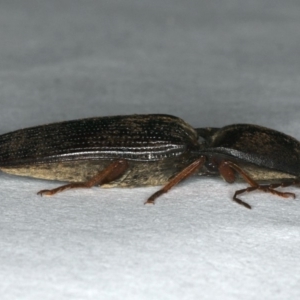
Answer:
[0, 153, 199, 186]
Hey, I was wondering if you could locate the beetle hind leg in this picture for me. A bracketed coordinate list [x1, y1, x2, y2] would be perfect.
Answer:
[37, 159, 129, 196]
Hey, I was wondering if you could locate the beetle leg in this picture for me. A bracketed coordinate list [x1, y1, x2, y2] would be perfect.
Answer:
[233, 187, 258, 209]
[220, 161, 297, 209]
[145, 156, 206, 205]
[232, 185, 295, 209]
[268, 180, 300, 192]
[260, 185, 295, 199]
[37, 159, 129, 196]
[220, 161, 259, 187]
[218, 161, 238, 183]
[218, 161, 260, 208]
[234, 184, 296, 209]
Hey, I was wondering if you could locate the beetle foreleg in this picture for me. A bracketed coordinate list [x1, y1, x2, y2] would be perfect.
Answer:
[219, 161, 259, 187]
[37, 159, 129, 196]
[233, 184, 295, 209]
[233, 187, 257, 209]
[261, 185, 295, 199]
[220, 161, 297, 209]
[144, 156, 206, 205]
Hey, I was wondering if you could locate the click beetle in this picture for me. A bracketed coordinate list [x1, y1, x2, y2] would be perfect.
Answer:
[0, 115, 299, 209]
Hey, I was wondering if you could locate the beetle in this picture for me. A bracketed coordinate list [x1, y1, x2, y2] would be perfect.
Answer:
[0, 115, 299, 209]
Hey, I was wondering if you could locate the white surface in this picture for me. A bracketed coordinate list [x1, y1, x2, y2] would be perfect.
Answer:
[1, 1, 300, 299]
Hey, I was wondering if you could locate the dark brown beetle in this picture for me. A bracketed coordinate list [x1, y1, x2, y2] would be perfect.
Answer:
[0, 115, 299, 209]
[196, 124, 300, 208]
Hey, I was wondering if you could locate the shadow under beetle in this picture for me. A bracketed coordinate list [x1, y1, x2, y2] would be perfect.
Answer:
[0, 114, 299, 209]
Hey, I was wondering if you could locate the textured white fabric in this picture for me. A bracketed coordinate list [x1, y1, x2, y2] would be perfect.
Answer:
[1, 1, 300, 299]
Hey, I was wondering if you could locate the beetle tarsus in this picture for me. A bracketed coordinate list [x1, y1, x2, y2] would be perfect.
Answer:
[38, 189, 57, 196]
[232, 183, 297, 209]
[266, 187, 295, 199]
[233, 186, 257, 209]
[232, 195, 252, 209]
[144, 190, 164, 205]
[37, 183, 86, 196]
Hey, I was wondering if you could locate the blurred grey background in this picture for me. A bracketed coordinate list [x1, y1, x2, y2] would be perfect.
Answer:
[1, 0, 300, 133]
[1, 1, 300, 300]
